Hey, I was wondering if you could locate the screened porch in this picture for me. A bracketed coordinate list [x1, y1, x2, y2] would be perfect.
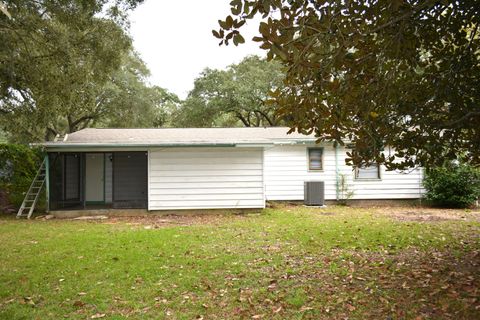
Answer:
[47, 152, 148, 210]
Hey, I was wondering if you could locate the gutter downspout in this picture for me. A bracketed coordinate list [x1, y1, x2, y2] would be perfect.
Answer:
[334, 142, 340, 201]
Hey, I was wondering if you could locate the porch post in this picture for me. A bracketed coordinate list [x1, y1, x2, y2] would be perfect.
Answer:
[334, 142, 340, 201]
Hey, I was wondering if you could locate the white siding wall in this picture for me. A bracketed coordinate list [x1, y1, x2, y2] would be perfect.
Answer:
[264, 145, 338, 200]
[264, 144, 424, 201]
[148, 148, 265, 210]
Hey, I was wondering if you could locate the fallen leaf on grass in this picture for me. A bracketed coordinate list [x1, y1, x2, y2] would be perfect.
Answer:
[273, 306, 282, 313]
[300, 306, 314, 312]
[346, 303, 356, 311]
[91, 313, 106, 319]
[73, 300, 85, 307]
[22, 296, 35, 306]
[267, 282, 277, 291]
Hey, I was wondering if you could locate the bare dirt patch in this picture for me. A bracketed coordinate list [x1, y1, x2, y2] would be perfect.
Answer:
[375, 207, 480, 222]
[86, 213, 257, 229]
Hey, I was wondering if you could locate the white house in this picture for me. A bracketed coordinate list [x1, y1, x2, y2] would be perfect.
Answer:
[39, 127, 424, 212]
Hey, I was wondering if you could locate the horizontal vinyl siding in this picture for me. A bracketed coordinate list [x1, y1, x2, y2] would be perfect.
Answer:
[148, 148, 265, 210]
[347, 165, 424, 199]
[264, 145, 424, 201]
[264, 145, 337, 200]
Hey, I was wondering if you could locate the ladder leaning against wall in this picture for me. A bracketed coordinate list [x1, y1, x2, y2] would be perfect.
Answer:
[16, 158, 47, 219]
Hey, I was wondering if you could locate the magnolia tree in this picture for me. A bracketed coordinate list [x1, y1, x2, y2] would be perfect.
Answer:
[214, 0, 480, 170]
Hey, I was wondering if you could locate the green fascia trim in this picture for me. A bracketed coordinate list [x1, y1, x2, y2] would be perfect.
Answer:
[42, 143, 236, 148]
[42, 143, 241, 152]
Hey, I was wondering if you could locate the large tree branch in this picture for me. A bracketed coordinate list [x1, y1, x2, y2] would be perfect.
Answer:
[366, 0, 439, 35]
[253, 109, 274, 126]
[442, 111, 480, 129]
[45, 127, 58, 141]
[235, 112, 250, 127]
[69, 115, 96, 132]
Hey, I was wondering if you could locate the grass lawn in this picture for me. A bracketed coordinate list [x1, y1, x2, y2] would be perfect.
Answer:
[0, 205, 479, 319]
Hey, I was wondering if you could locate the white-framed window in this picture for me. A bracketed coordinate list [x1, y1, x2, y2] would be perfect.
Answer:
[355, 163, 381, 179]
[308, 148, 323, 171]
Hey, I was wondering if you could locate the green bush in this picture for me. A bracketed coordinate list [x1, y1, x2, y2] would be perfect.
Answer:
[0, 144, 44, 211]
[423, 163, 480, 208]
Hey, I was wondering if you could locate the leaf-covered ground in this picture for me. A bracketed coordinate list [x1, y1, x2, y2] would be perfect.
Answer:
[0, 205, 479, 319]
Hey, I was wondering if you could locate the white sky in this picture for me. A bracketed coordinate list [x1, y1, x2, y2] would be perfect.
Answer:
[129, 0, 264, 99]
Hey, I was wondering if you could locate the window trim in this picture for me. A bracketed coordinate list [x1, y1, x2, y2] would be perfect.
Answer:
[307, 147, 324, 171]
[354, 163, 382, 180]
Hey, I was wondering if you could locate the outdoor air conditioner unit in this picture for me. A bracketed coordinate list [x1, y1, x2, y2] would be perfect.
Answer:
[304, 181, 325, 206]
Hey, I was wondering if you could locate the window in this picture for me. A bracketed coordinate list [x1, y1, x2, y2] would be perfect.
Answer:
[355, 163, 381, 179]
[308, 148, 323, 171]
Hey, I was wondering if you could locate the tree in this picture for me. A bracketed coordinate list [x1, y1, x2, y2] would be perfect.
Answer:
[215, 0, 480, 170]
[0, 0, 144, 142]
[172, 55, 286, 128]
[94, 51, 180, 129]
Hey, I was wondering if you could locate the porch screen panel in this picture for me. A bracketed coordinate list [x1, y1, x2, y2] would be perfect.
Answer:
[113, 152, 147, 208]
[64, 154, 80, 200]
[48, 153, 82, 210]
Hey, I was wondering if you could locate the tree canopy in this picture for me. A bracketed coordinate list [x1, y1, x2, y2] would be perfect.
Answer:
[172, 55, 286, 128]
[0, 0, 182, 143]
[215, 0, 480, 169]
[88, 51, 180, 130]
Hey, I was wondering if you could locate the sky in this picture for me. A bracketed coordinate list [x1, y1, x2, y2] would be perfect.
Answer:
[129, 0, 264, 99]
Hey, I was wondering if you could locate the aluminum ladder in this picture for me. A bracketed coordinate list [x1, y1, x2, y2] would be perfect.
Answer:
[16, 159, 47, 219]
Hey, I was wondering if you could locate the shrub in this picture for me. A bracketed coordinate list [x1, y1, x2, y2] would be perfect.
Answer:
[423, 163, 480, 208]
[0, 144, 44, 212]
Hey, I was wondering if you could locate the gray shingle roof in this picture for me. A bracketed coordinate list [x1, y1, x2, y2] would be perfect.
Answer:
[44, 127, 317, 148]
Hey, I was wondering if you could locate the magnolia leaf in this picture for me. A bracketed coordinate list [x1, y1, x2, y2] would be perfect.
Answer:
[225, 15, 234, 29]
[271, 44, 288, 60]
[259, 22, 269, 35]
[218, 19, 228, 29]
[233, 19, 246, 28]
[233, 34, 245, 45]
[212, 30, 222, 39]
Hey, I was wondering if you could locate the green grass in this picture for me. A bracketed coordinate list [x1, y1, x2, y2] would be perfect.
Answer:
[0, 205, 479, 319]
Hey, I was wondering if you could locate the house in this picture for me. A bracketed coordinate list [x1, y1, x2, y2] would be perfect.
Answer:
[40, 127, 424, 212]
